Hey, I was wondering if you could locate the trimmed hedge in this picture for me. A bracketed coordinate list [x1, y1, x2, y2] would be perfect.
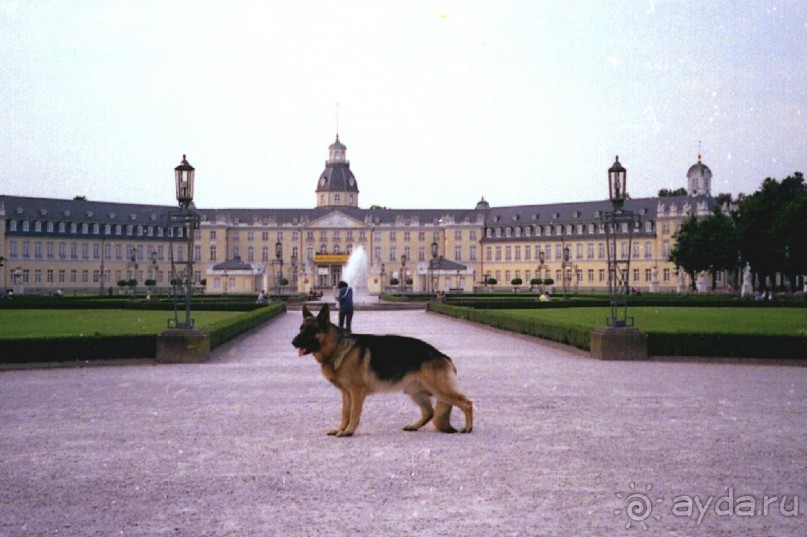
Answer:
[1, 335, 156, 364]
[444, 296, 807, 310]
[0, 303, 286, 364]
[428, 302, 591, 351]
[0, 298, 271, 312]
[649, 333, 807, 359]
[429, 302, 807, 359]
[207, 303, 285, 349]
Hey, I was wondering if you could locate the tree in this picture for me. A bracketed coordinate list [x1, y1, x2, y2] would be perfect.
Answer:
[658, 187, 687, 197]
[669, 215, 708, 290]
[511, 277, 522, 292]
[735, 173, 806, 290]
[777, 173, 807, 288]
[127, 279, 138, 297]
[701, 208, 738, 289]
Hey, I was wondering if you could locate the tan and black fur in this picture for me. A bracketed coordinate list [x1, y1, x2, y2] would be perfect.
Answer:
[291, 304, 473, 437]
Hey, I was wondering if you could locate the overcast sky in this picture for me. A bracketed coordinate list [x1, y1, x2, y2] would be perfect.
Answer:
[1, 1, 805, 210]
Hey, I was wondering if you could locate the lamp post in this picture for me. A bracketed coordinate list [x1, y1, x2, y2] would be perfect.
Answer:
[400, 254, 406, 293]
[290, 252, 298, 293]
[430, 241, 439, 295]
[149, 250, 158, 297]
[275, 241, 284, 294]
[562, 245, 570, 300]
[167, 154, 199, 329]
[381, 263, 385, 294]
[12, 267, 23, 296]
[538, 250, 546, 294]
[602, 155, 639, 327]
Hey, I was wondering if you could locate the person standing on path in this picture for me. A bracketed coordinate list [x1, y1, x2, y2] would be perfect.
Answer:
[335, 280, 354, 333]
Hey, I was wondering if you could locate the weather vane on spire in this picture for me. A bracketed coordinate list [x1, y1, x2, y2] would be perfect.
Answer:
[336, 102, 340, 140]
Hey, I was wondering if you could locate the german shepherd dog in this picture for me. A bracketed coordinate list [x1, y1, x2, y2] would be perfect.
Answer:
[291, 304, 473, 437]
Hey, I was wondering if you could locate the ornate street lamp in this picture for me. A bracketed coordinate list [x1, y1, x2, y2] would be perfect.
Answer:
[175, 155, 195, 209]
[602, 155, 639, 327]
[399, 254, 407, 293]
[275, 241, 284, 294]
[608, 155, 627, 211]
[538, 250, 546, 294]
[290, 252, 298, 292]
[430, 241, 439, 294]
[562, 245, 571, 300]
[167, 154, 200, 329]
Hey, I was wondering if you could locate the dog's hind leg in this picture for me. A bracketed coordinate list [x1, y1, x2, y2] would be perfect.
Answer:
[423, 363, 474, 433]
[403, 391, 434, 431]
[432, 400, 457, 433]
[434, 390, 473, 433]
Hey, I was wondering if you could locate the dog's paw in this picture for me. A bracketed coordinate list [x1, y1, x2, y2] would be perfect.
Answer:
[459, 427, 473, 434]
[327, 429, 341, 436]
[402, 425, 420, 432]
[335, 430, 354, 438]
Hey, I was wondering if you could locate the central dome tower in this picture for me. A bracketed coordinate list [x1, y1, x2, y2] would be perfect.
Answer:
[316, 135, 359, 208]
[687, 153, 712, 197]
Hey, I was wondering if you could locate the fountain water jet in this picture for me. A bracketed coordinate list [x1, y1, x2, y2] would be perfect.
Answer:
[342, 245, 372, 304]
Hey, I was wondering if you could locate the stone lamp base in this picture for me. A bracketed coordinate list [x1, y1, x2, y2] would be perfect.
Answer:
[156, 329, 210, 364]
[589, 327, 648, 361]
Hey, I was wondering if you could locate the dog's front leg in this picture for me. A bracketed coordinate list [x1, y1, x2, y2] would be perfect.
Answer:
[328, 388, 351, 436]
[337, 387, 366, 437]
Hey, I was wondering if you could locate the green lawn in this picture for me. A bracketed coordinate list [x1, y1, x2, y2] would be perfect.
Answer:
[0, 310, 241, 339]
[499, 307, 807, 336]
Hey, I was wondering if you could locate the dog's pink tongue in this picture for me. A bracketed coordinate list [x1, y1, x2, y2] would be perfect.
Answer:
[297, 348, 305, 357]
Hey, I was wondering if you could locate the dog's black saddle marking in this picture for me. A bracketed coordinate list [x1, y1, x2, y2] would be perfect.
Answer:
[353, 334, 450, 383]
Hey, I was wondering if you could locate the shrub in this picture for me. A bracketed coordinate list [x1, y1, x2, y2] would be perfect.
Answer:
[207, 303, 285, 349]
[429, 302, 591, 350]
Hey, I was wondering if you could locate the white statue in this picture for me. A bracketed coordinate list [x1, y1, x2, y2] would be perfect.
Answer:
[741, 262, 753, 297]
[676, 269, 686, 294]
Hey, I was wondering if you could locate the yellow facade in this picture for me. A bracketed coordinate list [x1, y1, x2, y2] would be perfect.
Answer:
[1, 141, 719, 296]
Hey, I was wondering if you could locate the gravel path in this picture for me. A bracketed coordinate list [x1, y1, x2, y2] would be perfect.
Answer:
[1, 309, 806, 536]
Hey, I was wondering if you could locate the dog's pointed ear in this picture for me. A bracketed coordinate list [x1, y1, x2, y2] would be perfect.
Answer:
[302, 305, 313, 319]
[317, 303, 330, 327]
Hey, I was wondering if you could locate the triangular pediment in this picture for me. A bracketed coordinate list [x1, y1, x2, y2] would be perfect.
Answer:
[309, 210, 364, 229]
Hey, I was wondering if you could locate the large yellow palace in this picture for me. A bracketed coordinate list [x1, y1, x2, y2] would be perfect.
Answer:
[1, 136, 721, 296]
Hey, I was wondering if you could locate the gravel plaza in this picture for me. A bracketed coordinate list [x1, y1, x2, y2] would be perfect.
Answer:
[1, 308, 806, 536]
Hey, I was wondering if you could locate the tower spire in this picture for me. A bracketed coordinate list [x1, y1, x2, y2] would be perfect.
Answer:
[336, 102, 340, 140]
